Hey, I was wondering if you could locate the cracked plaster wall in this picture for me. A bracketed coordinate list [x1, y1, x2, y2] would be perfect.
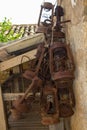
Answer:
[58, 0, 87, 130]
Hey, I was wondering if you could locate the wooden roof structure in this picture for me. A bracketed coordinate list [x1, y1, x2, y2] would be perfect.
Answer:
[0, 24, 45, 71]
[0, 24, 46, 130]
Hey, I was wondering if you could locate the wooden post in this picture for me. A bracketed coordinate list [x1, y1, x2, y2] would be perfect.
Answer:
[49, 118, 71, 130]
[49, 119, 64, 130]
[0, 86, 8, 130]
[63, 118, 71, 130]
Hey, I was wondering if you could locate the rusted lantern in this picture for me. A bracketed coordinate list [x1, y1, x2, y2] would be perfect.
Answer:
[53, 31, 65, 41]
[36, 2, 54, 34]
[41, 81, 59, 125]
[58, 86, 75, 117]
[59, 103, 74, 118]
[23, 43, 51, 81]
[49, 42, 75, 83]
[23, 43, 45, 80]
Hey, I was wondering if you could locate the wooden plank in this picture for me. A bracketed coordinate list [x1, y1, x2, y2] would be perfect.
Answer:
[0, 86, 8, 130]
[3, 92, 40, 101]
[0, 49, 37, 71]
[0, 33, 45, 53]
[3, 93, 25, 101]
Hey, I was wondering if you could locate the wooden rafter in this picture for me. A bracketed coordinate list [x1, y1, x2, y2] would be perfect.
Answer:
[0, 49, 37, 71]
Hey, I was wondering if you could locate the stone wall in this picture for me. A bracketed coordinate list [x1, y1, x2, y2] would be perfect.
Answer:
[59, 0, 87, 130]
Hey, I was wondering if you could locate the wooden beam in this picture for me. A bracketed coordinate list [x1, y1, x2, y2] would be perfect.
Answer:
[3, 93, 25, 101]
[0, 86, 8, 130]
[3, 92, 40, 101]
[0, 49, 37, 71]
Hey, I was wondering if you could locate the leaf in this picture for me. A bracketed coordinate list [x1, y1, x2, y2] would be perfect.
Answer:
[0, 17, 22, 43]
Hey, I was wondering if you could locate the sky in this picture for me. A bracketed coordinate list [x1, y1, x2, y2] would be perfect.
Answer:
[0, 0, 56, 24]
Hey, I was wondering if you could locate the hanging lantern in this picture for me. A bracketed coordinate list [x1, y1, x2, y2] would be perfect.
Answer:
[58, 86, 75, 117]
[23, 43, 45, 81]
[58, 87, 75, 117]
[36, 2, 54, 34]
[59, 103, 74, 118]
[41, 81, 59, 125]
[53, 31, 65, 42]
[49, 42, 75, 83]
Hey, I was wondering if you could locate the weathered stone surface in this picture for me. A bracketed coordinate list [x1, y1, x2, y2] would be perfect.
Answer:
[71, 112, 87, 130]
[83, 15, 87, 21]
[84, 6, 87, 15]
[83, 0, 87, 6]
[70, 23, 87, 130]
[62, 0, 84, 25]
[60, 0, 87, 129]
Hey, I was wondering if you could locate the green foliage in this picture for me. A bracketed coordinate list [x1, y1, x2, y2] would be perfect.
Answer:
[0, 17, 22, 43]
